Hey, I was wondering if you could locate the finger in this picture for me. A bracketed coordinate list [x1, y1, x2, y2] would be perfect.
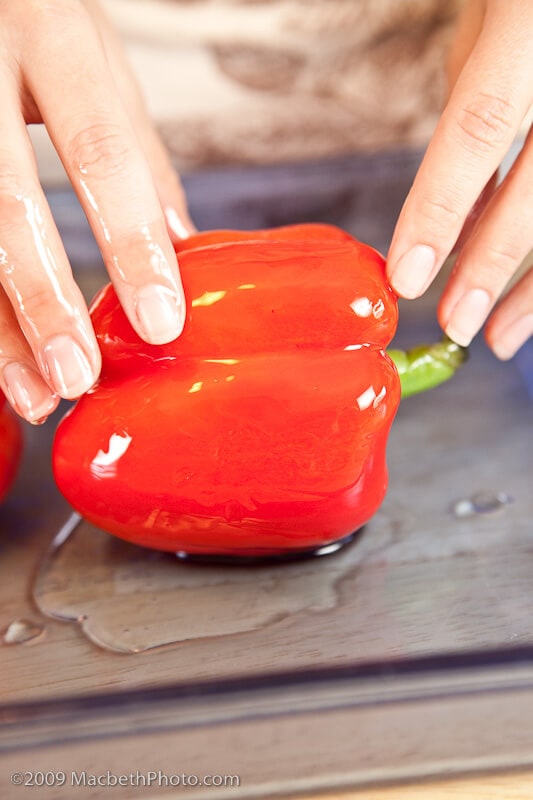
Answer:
[485, 264, 533, 360]
[0, 286, 59, 423]
[128, 115, 197, 244]
[83, 0, 196, 242]
[452, 170, 498, 253]
[0, 75, 101, 401]
[23, 1, 186, 345]
[445, 0, 486, 94]
[437, 127, 533, 346]
[387, 1, 533, 299]
[445, 1, 498, 254]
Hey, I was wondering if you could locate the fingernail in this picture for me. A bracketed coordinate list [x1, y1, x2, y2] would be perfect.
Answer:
[444, 288, 491, 347]
[491, 313, 533, 360]
[3, 362, 58, 423]
[388, 245, 437, 298]
[135, 284, 185, 344]
[165, 206, 193, 241]
[43, 335, 96, 399]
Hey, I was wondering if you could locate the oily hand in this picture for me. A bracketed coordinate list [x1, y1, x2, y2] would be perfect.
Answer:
[387, 0, 533, 361]
[0, 0, 194, 424]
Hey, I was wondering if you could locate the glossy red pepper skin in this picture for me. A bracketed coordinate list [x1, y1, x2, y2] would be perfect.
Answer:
[53, 224, 401, 556]
[0, 392, 22, 503]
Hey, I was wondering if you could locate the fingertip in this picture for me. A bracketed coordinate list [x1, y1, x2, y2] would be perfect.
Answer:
[42, 335, 99, 400]
[3, 362, 60, 424]
[133, 283, 186, 345]
[387, 244, 439, 299]
[487, 313, 533, 362]
[441, 288, 491, 349]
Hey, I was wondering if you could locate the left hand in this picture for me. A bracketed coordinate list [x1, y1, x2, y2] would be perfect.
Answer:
[0, 0, 195, 425]
[386, 0, 533, 360]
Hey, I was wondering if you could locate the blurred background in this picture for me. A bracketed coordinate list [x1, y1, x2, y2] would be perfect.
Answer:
[33, 0, 461, 184]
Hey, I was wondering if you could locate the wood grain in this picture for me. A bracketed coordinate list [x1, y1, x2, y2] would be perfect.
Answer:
[305, 771, 533, 799]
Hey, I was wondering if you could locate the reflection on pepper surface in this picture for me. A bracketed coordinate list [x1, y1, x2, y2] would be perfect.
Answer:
[53, 224, 401, 557]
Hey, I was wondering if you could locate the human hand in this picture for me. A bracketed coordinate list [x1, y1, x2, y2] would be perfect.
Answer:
[0, 0, 194, 424]
[386, 0, 532, 360]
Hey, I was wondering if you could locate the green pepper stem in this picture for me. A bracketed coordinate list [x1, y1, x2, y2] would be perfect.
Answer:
[387, 336, 468, 398]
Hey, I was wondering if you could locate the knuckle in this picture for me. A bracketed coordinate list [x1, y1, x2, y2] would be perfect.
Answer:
[418, 192, 463, 234]
[0, 165, 23, 198]
[0, 168, 38, 222]
[454, 92, 517, 152]
[18, 282, 56, 312]
[0, 306, 16, 343]
[0, 166, 20, 198]
[16, 1, 87, 60]
[483, 241, 524, 276]
[66, 123, 132, 179]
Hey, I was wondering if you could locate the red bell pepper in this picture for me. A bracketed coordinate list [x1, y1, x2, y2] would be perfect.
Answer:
[52, 224, 464, 558]
[0, 391, 22, 503]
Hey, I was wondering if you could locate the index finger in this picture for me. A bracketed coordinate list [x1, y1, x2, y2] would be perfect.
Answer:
[387, 1, 533, 300]
[22, 1, 186, 345]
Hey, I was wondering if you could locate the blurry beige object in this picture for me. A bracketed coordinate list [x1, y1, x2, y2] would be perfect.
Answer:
[33, 0, 462, 183]
[107, 0, 461, 168]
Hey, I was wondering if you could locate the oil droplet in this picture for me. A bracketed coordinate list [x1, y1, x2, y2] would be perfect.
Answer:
[3, 619, 46, 645]
[451, 491, 514, 519]
[350, 296, 373, 317]
[192, 290, 226, 308]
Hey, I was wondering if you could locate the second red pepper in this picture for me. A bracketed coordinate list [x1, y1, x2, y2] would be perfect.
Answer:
[0, 392, 22, 503]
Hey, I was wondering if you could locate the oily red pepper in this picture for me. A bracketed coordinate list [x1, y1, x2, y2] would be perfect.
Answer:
[52, 224, 452, 557]
[0, 391, 22, 503]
